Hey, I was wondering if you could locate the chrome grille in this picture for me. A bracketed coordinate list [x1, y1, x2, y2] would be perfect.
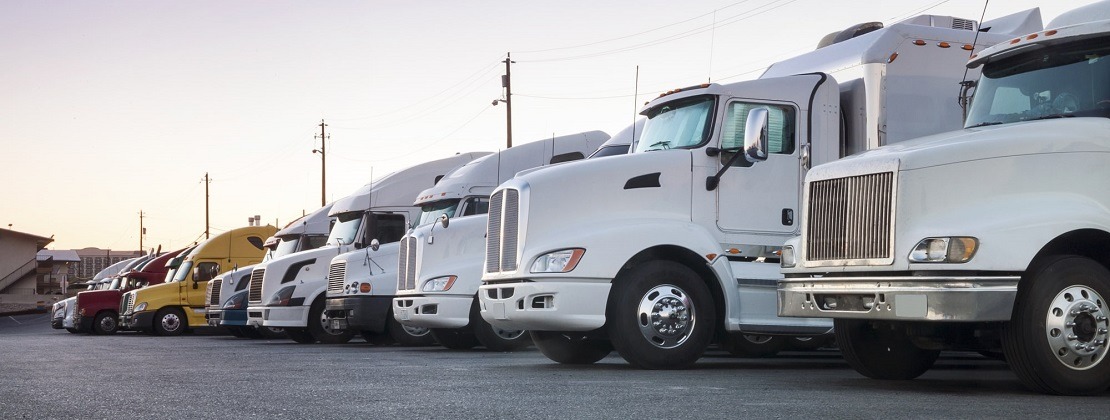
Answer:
[207, 279, 221, 306]
[806, 172, 894, 261]
[327, 262, 347, 294]
[397, 236, 418, 291]
[247, 268, 266, 303]
[485, 189, 520, 273]
[121, 293, 134, 315]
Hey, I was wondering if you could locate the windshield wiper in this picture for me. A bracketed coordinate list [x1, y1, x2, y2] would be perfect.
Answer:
[968, 121, 1004, 128]
[1031, 113, 1076, 121]
[647, 140, 671, 150]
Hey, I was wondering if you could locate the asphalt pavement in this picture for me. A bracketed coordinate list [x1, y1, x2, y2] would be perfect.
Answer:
[2, 313, 1108, 419]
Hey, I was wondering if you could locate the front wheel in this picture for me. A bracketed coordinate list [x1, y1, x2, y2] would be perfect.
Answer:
[471, 299, 531, 352]
[153, 308, 186, 336]
[1003, 255, 1110, 395]
[722, 334, 785, 357]
[93, 312, 119, 335]
[835, 319, 939, 380]
[65, 327, 80, 334]
[387, 310, 436, 346]
[285, 327, 315, 344]
[308, 299, 353, 344]
[607, 261, 715, 369]
[531, 331, 612, 364]
[431, 328, 480, 350]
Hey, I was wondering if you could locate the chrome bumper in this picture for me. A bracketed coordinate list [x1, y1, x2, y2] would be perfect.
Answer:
[778, 276, 1020, 322]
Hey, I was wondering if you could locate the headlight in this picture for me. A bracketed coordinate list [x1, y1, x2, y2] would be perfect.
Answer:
[222, 292, 245, 309]
[267, 286, 296, 306]
[780, 245, 796, 268]
[908, 237, 978, 263]
[422, 276, 457, 292]
[530, 249, 585, 273]
[134, 302, 148, 312]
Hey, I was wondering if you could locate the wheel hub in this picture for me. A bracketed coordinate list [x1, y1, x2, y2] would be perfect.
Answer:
[100, 317, 115, 330]
[162, 314, 181, 331]
[636, 284, 694, 349]
[1046, 285, 1109, 370]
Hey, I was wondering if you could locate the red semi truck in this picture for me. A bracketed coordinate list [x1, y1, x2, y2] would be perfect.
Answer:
[74, 248, 185, 334]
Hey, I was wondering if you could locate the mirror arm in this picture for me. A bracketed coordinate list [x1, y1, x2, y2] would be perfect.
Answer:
[706, 149, 748, 191]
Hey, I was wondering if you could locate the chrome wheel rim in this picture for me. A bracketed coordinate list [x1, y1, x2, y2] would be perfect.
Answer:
[1046, 285, 1109, 370]
[161, 313, 181, 332]
[636, 284, 694, 349]
[493, 327, 525, 340]
[402, 324, 430, 337]
[744, 335, 775, 345]
[99, 316, 116, 332]
[320, 312, 342, 335]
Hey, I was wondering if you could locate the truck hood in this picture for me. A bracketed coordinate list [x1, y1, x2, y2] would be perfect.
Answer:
[814, 118, 1110, 174]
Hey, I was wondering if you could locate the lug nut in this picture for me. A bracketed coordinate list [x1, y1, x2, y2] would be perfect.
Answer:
[1068, 334, 1078, 341]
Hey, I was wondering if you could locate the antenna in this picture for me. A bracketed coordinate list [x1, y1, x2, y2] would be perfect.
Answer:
[633, 65, 640, 146]
[958, 0, 990, 118]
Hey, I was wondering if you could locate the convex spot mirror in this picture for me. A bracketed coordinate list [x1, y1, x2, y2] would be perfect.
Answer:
[370, 239, 380, 252]
[439, 214, 449, 229]
[744, 107, 769, 163]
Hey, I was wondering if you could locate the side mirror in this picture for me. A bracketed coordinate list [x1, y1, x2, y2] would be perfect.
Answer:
[439, 214, 450, 229]
[370, 238, 380, 252]
[743, 108, 769, 163]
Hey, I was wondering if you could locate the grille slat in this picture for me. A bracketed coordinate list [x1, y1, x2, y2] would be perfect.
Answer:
[807, 172, 894, 261]
[404, 237, 417, 290]
[485, 189, 520, 274]
[327, 262, 347, 294]
[247, 268, 266, 303]
[500, 189, 519, 272]
[486, 190, 503, 273]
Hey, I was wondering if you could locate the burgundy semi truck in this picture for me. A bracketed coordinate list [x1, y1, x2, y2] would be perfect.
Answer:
[74, 248, 185, 334]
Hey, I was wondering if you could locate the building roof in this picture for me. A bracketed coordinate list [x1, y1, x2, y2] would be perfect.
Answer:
[37, 249, 81, 262]
[0, 229, 54, 250]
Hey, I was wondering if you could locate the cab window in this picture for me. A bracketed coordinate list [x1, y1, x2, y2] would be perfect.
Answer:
[720, 102, 796, 162]
[460, 197, 490, 217]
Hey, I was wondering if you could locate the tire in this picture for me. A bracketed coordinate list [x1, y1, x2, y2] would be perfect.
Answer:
[387, 311, 436, 347]
[607, 260, 715, 369]
[258, 326, 286, 339]
[286, 327, 315, 344]
[722, 334, 785, 357]
[1002, 255, 1110, 395]
[431, 328, 480, 350]
[92, 311, 119, 335]
[835, 318, 939, 380]
[786, 334, 836, 351]
[66, 327, 80, 334]
[531, 331, 612, 364]
[153, 308, 186, 336]
[227, 326, 246, 338]
[471, 298, 531, 352]
[307, 298, 353, 344]
[361, 330, 394, 346]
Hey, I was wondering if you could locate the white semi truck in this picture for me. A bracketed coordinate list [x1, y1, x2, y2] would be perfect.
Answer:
[477, 11, 1040, 368]
[246, 153, 486, 344]
[389, 131, 610, 350]
[778, 1, 1110, 396]
[206, 203, 333, 338]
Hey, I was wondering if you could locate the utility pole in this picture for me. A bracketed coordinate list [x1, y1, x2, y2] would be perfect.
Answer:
[139, 210, 145, 252]
[312, 119, 328, 207]
[492, 53, 515, 148]
[204, 172, 211, 239]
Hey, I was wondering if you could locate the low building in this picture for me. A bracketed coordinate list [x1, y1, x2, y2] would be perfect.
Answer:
[36, 250, 81, 295]
[70, 248, 145, 280]
[0, 229, 54, 295]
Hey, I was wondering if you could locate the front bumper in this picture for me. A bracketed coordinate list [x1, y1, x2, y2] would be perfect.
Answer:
[259, 305, 310, 328]
[393, 294, 472, 329]
[206, 309, 223, 327]
[324, 295, 392, 333]
[121, 311, 154, 331]
[478, 279, 611, 331]
[51, 317, 63, 329]
[777, 275, 1020, 321]
[218, 309, 248, 327]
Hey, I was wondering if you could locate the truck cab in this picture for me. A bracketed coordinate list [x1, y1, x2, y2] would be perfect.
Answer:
[120, 226, 276, 335]
[206, 204, 333, 338]
[246, 153, 486, 344]
[57, 257, 140, 333]
[74, 248, 183, 334]
[477, 11, 1036, 368]
[389, 131, 609, 350]
[779, 2, 1110, 395]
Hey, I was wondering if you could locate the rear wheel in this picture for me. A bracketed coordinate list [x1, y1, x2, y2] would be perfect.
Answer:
[722, 334, 785, 357]
[607, 261, 715, 369]
[308, 299, 353, 344]
[153, 308, 186, 336]
[1003, 255, 1110, 395]
[471, 299, 531, 352]
[431, 328, 480, 350]
[531, 331, 612, 364]
[835, 319, 939, 380]
[93, 311, 119, 335]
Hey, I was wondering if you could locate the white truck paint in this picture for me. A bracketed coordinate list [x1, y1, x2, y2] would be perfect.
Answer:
[205, 203, 334, 337]
[245, 153, 486, 344]
[779, 2, 1110, 395]
[478, 11, 1038, 368]
[389, 131, 609, 350]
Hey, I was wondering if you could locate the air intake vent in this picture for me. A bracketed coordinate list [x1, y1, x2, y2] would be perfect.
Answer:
[397, 236, 418, 291]
[208, 279, 221, 306]
[952, 18, 975, 31]
[247, 268, 266, 303]
[327, 262, 347, 294]
[485, 189, 520, 274]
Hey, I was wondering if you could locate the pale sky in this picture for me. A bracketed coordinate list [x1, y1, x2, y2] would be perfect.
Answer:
[1, 0, 1097, 251]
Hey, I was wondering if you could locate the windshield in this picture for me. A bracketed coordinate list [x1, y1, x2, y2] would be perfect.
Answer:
[418, 199, 461, 227]
[173, 261, 193, 283]
[272, 236, 302, 259]
[966, 38, 1110, 128]
[635, 95, 715, 153]
[327, 212, 364, 246]
[108, 278, 121, 290]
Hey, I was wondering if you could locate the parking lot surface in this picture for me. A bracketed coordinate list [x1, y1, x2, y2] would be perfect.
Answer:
[2, 313, 1108, 418]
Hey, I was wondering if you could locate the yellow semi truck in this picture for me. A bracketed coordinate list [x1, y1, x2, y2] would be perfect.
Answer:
[120, 225, 277, 335]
